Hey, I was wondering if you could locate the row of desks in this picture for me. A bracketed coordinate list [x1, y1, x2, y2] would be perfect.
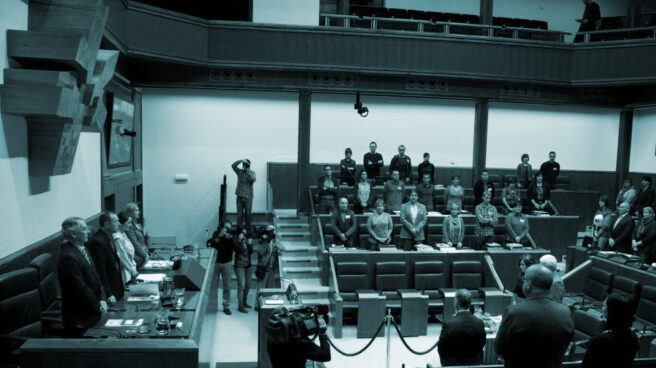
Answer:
[19, 248, 217, 368]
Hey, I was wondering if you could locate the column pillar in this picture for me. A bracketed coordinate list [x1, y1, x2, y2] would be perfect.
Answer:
[472, 99, 489, 184]
[615, 109, 633, 201]
[297, 90, 312, 214]
[480, 0, 494, 25]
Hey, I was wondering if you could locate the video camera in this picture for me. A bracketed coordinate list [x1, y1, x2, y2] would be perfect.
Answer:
[265, 304, 329, 344]
[254, 224, 276, 242]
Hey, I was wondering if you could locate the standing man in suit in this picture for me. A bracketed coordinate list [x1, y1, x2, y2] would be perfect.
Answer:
[330, 197, 357, 247]
[363, 141, 384, 182]
[539, 151, 560, 189]
[124, 202, 149, 269]
[399, 190, 427, 251]
[58, 217, 108, 337]
[232, 159, 256, 232]
[438, 289, 486, 366]
[87, 211, 124, 304]
[474, 169, 495, 206]
[609, 202, 635, 254]
[495, 264, 574, 368]
[317, 165, 339, 214]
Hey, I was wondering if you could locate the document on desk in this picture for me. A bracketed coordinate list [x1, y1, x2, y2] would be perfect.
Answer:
[105, 319, 144, 327]
[136, 273, 167, 283]
[142, 260, 174, 270]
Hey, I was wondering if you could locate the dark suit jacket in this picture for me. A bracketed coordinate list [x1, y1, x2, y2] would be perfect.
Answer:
[317, 175, 338, 198]
[399, 201, 427, 240]
[86, 229, 124, 300]
[438, 311, 486, 366]
[495, 291, 574, 368]
[474, 180, 495, 206]
[57, 242, 106, 331]
[330, 210, 357, 245]
[610, 214, 635, 253]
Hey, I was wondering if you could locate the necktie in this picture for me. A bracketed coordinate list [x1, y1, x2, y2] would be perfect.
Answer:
[79, 246, 93, 266]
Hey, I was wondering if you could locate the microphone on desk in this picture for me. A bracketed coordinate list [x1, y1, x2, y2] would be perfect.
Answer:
[276, 276, 300, 304]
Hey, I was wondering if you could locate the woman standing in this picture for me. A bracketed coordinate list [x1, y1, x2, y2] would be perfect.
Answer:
[442, 203, 465, 247]
[366, 199, 393, 251]
[445, 176, 465, 211]
[512, 255, 536, 298]
[113, 211, 139, 284]
[353, 170, 375, 214]
[501, 178, 521, 215]
[593, 194, 612, 250]
[516, 153, 532, 188]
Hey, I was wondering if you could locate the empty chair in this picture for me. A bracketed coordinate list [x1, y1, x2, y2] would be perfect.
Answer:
[451, 261, 483, 290]
[635, 285, 656, 326]
[414, 261, 446, 308]
[28, 253, 60, 314]
[375, 262, 407, 308]
[336, 262, 369, 306]
[568, 309, 606, 360]
[564, 267, 613, 308]
[609, 276, 641, 304]
[0, 268, 43, 366]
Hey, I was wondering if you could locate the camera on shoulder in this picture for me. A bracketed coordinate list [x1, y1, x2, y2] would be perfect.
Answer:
[265, 304, 329, 344]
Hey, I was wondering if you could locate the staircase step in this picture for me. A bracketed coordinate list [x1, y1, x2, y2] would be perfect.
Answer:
[283, 266, 320, 279]
[278, 223, 309, 230]
[281, 255, 317, 268]
[274, 209, 300, 219]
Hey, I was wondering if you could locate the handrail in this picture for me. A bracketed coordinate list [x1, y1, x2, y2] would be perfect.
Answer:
[321, 13, 570, 42]
[576, 25, 656, 42]
[308, 187, 316, 217]
[562, 259, 592, 283]
[317, 216, 326, 251]
[328, 255, 341, 298]
[527, 233, 538, 249]
[484, 254, 505, 291]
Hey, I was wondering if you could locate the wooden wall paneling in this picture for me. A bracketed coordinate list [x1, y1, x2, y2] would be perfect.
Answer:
[572, 44, 656, 86]
[267, 163, 298, 209]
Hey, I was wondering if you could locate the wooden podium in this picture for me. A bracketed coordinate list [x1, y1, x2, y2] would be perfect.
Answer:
[398, 289, 429, 337]
[356, 290, 386, 338]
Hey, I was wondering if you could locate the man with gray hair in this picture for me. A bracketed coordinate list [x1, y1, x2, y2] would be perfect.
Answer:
[495, 264, 574, 368]
[124, 203, 149, 268]
[540, 254, 565, 303]
[437, 289, 486, 366]
[609, 202, 634, 254]
[58, 217, 108, 336]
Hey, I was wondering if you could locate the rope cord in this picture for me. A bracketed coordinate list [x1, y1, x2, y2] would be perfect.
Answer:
[391, 318, 439, 355]
[326, 318, 386, 356]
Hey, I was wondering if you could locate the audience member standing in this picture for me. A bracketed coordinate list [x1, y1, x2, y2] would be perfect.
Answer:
[593, 194, 612, 250]
[609, 202, 634, 254]
[475, 192, 498, 250]
[512, 255, 536, 299]
[616, 178, 637, 210]
[389, 145, 412, 184]
[516, 153, 532, 188]
[442, 203, 465, 247]
[330, 198, 357, 247]
[207, 221, 236, 315]
[437, 289, 486, 366]
[58, 217, 108, 337]
[232, 159, 256, 231]
[581, 293, 639, 368]
[363, 141, 384, 181]
[495, 264, 574, 368]
[540, 254, 565, 303]
[399, 190, 427, 251]
[353, 170, 375, 214]
[416, 173, 435, 211]
[113, 211, 139, 284]
[234, 232, 254, 313]
[501, 178, 521, 215]
[633, 206, 656, 264]
[474, 169, 495, 206]
[506, 204, 530, 246]
[383, 170, 405, 212]
[539, 151, 560, 189]
[528, 172, 557, 214]
[574, 0, 601, 43]
[634, 176, 655, 217]
[366, 199, 393, 251]
[86, 211, 123, 304]
[417, 152, 435, 184]
[339, 147, 356, 186]
[317, 165, 338, 214]
[445, 176, 464, 211]
[124, 203, 149, 269]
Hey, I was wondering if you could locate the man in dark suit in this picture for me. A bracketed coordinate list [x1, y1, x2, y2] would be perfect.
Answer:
[330, 197, 357, 247]
[437, 289, 486, 366]
[609, 202, 635, 254]
[495, 264, 574, 368]
[473, 169, 495, 206]
[58, 217, 108, 337]
[86, 211, 124, 303]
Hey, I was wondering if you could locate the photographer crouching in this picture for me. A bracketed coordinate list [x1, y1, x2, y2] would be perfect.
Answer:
[266, 305, 331, 368]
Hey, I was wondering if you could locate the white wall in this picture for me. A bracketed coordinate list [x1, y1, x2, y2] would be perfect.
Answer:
[141, 89, 298, 245]
[486, 102, 620, 171]
[253, 0, 320, 26]
[630, 107, 656, 173]
[0, 0, 101, 259]
[386, 0, 480, 15]
[310, 94, 475, 167]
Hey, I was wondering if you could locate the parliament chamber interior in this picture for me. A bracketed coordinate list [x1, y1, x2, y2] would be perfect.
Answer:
[1, 0, 656, 367]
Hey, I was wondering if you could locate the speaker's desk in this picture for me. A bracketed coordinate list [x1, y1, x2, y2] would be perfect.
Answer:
[19, 248, 216, 368]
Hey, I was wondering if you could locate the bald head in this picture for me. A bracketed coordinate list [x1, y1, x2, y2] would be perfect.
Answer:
[540, 254, 558, 272]
[525, 265, 553, 291]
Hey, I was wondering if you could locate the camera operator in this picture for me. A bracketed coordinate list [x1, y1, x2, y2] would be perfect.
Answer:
[207, 221, 236, 315]
[267, 307, 331, 368]
[255, 225, 286, 289]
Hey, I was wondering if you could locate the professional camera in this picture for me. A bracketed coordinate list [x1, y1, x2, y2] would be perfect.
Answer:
[254, 224, 276, 242]
[265, 304, 329, 344]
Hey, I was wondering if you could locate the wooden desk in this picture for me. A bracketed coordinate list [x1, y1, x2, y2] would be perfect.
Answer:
[357, 290, 386, 338]
[398, 289, 428, 337]
[19, 248, 216, 368]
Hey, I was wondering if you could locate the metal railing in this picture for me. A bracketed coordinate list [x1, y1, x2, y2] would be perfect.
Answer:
[576, 25, 656, 43]
[320, 13, 570, 43]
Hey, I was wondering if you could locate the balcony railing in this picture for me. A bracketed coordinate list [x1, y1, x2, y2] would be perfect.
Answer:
[320, 13, 570, 43]
[576, 26, 656, 43]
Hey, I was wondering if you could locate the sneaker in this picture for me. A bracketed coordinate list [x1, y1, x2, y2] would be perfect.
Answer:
[244, 302, 252, 309]
[238, 307, 248, 313]
[223, 308, 232, 315]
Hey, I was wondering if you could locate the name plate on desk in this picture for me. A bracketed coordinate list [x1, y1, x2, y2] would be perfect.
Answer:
[142, 260, 174, 271]
[505, 243, 524, 250]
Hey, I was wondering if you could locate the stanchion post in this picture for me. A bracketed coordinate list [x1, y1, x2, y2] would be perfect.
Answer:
[386, 309, 392, 368]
